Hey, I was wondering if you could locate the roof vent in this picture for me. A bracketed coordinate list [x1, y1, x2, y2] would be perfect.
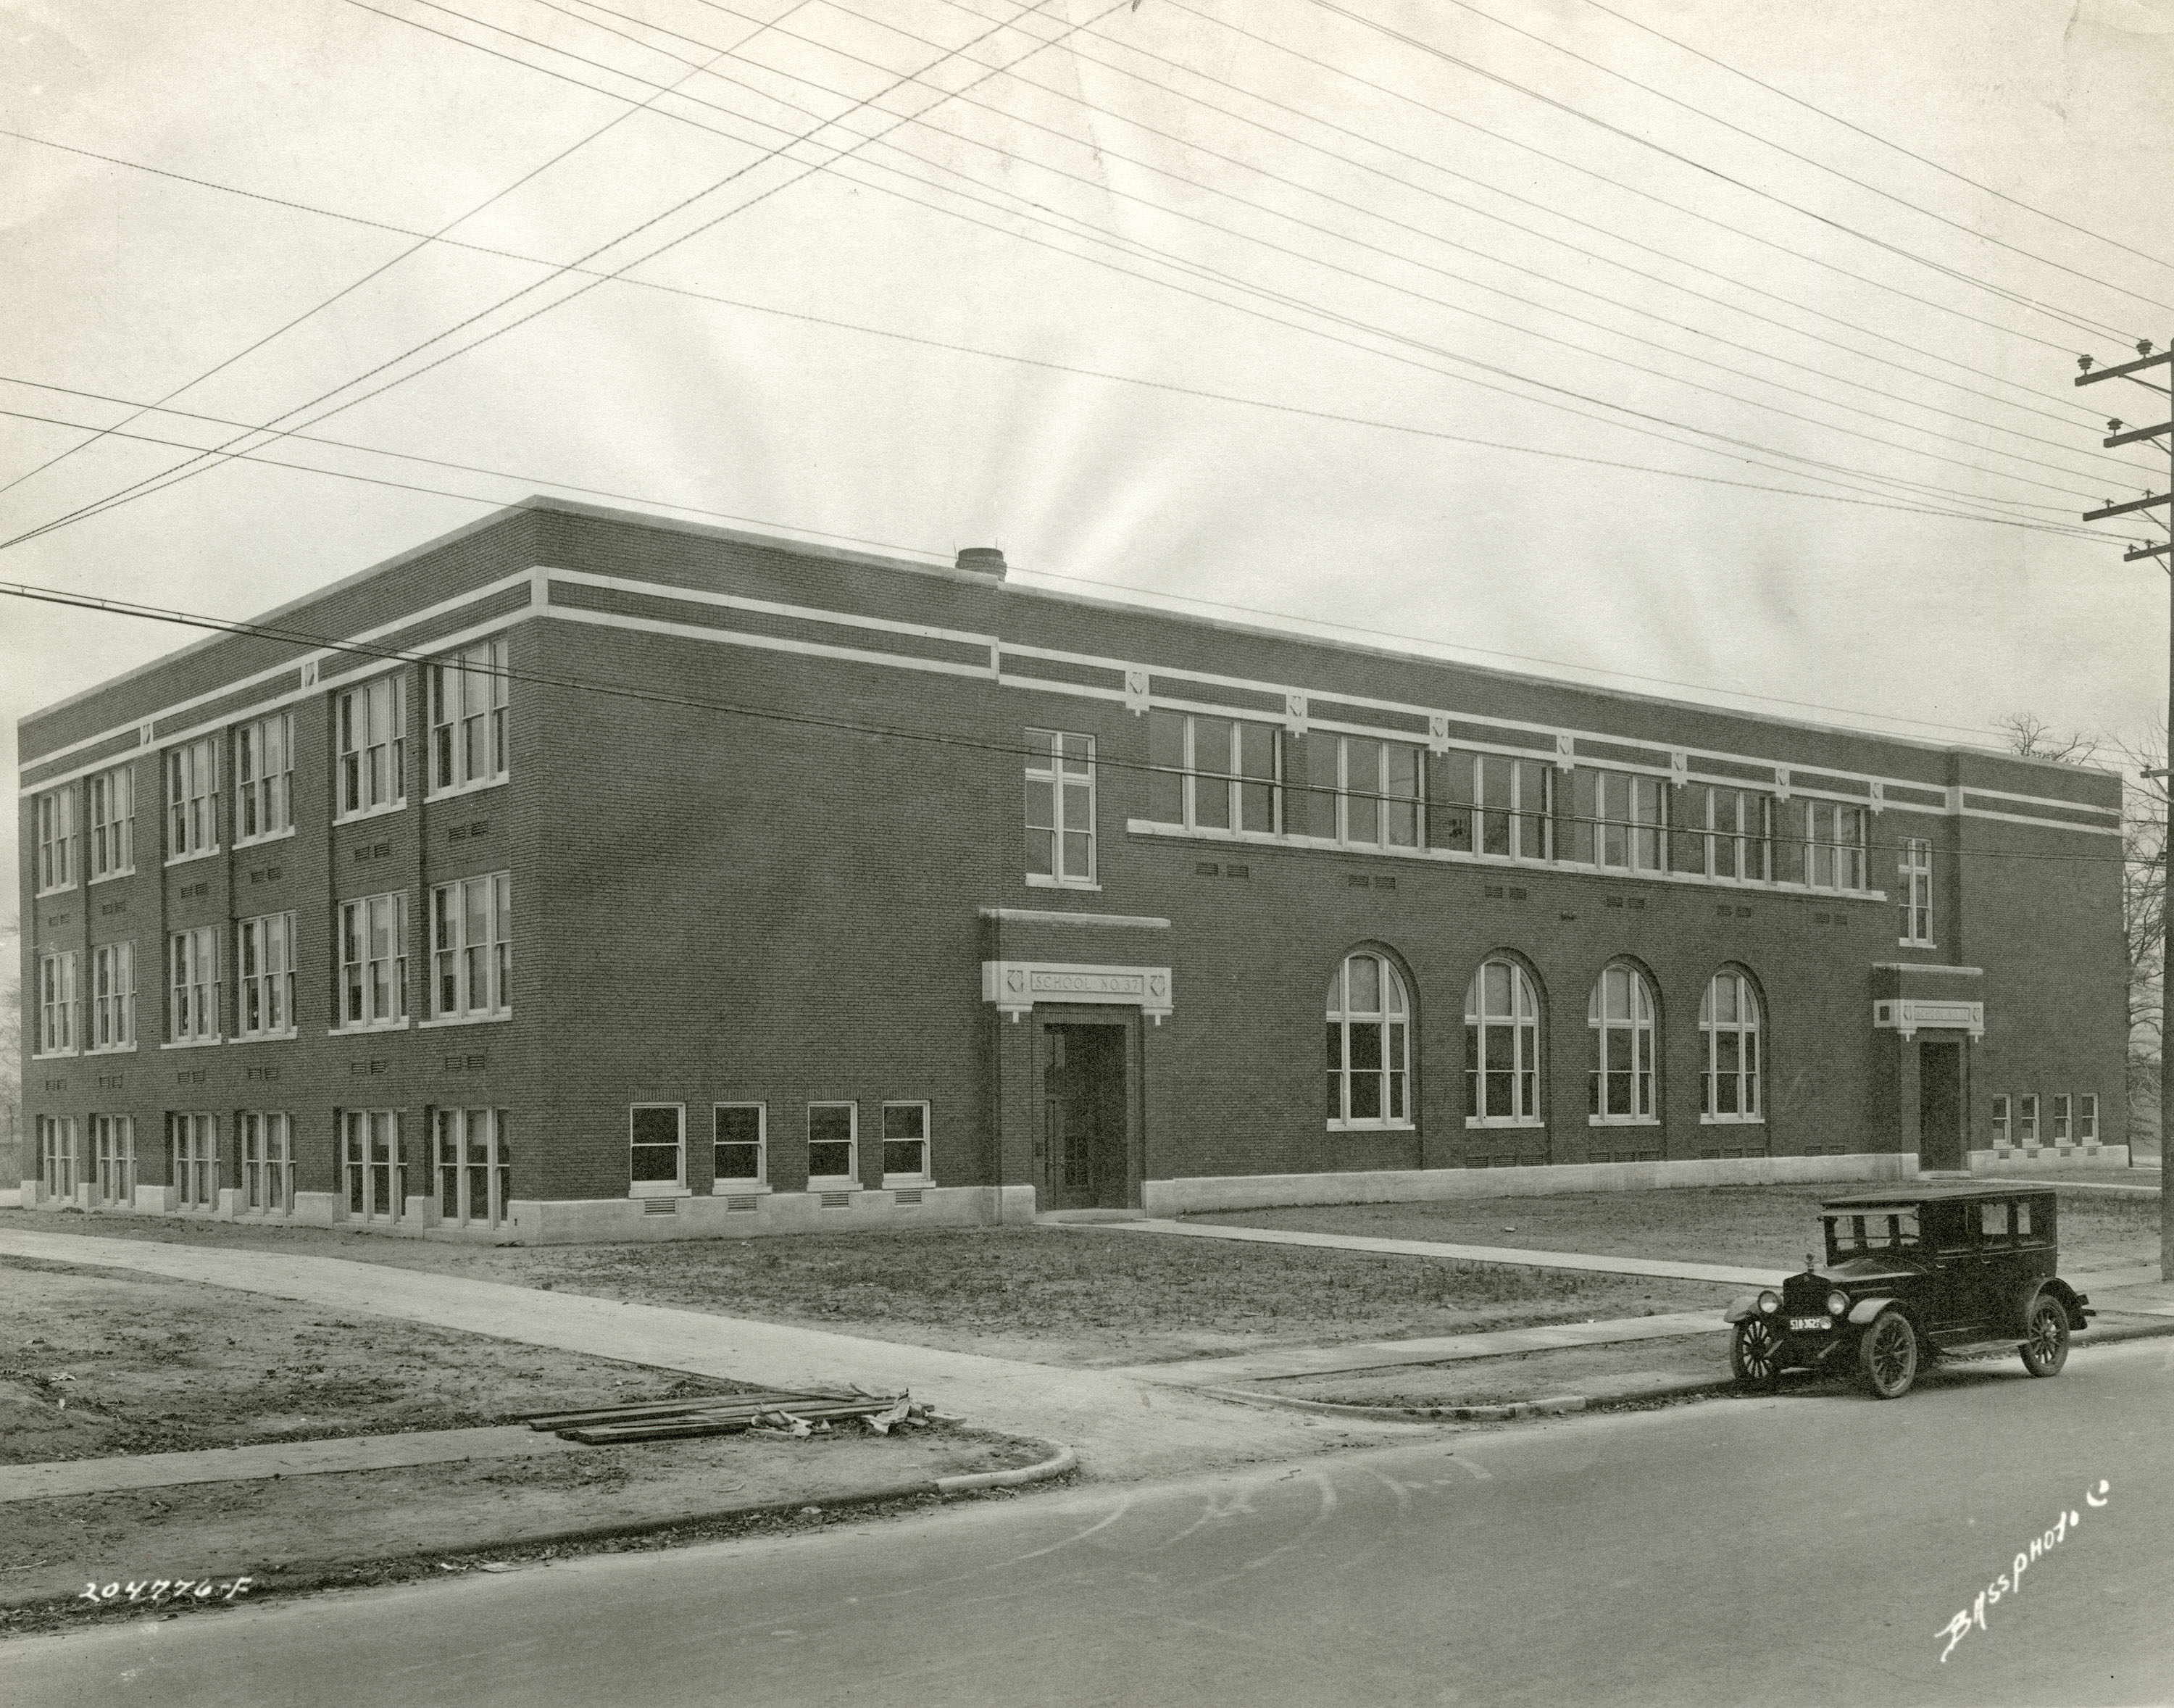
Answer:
[955, 546, 1007, 578]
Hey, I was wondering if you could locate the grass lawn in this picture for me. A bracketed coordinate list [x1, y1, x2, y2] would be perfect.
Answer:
[1186, 1183, 2164, 1275]
[0, 1212, 1731, 1367]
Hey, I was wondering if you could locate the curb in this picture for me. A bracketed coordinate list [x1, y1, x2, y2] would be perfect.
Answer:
[935, 1441, 1078, 1494]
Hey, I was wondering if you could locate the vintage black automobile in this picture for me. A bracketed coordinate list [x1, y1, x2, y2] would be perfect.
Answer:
[1723, 1184, 2094, 1399]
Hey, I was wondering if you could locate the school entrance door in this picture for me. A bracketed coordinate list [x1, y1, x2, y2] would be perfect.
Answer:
[1036, 1020, 1134, 1212]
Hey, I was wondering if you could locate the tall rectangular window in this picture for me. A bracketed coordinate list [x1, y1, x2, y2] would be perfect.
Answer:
[339, 892, 408, 1028]
[432, 872, 511, 1019]
[1594, 772, 1667, 872]
[90, 941, 134, 1050]
[881, 1101, 930, 1183]
[168, 927, 220, 1043]
[1024, 729, 1096, 886]
[37, 951, 78, 1054]
[241, 1112, 293, 1214]
[234, 712, 293, 843]
[170, 1112, 217, 1210]
[164, 736, 220, 859]
[714, 1104, 766, 1187]
[341, 1109, 403, 1221]
[1990, 1093, 2011, 1148]
[38, 1115, 79, 1199]
[2017, 1093, 2040, 1147]
[1899, 837, 1933, 943]
[2078, 1093, 2099, 1143]
[2050, 1093, 2073, 1144]
[629, 1104, 685, 1196]
[1337, 736, 1424, 850]
[1466, 754, 1552, 861]
[807, 1102, 857, 1185]
[1696, 786, 1773, 881]
[430, 637, 509, 793]
[436, 1107, 511, 1225]
[35, 786, 77, 892]
[337, 675, 406, 817]
[236, 912, 296, 1037]
[87, 765, 134, 879]
[1806, 801, 1867, 891]
[93, 1114, 135, 1204]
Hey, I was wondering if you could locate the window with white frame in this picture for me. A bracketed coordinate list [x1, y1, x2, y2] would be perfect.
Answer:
[1327, 951, 1412, 1128]
[1474, 754, 1552, 861]
[1589, 963, 1658, 1123]
[431, 873, 510, 1019]
[38, 1115, 78, 1199]
[168, 927, 220, 1043]
[2017, 1093, 2040, 1147]
[1338, 736, 1424, 850]
[1594, 771, 1667, 872]
[1025, 729, 1096, 886]
[1898, 837, 1933, 943]
[236, 913, 295, 1038]
[2051, 1093, 2073, 1144]
[807, 1102, 858, 1186]
[88, 766, 134, 879]
[164, 736, 220, 859]
[1805, 801, 1867, 891]
[90, 941, 133, 1050]
[234, 712, 293, 843]
[430, 637, 509, 793]
[341, 1109, 403, 1221]
[336, 675, 406, 817]
[629, 1104, 686, 1196]
[93, 1114, 135, 1204]
[714, 1104, 766, 1188]
[1694, 785, 1773, 881]
[338, 892, 407, 1029]
[1465, 959, 1541, 1125]
[436, 1107, 509, 1225]
[35, 786, 76, 893]
[1146, 712, 1281, 835]
[1699, 970, 1762, 1121]
[2078, 1093, 2099, 1143]
[882, 1101, 931, 1181]
[1991, 1093, 2012, 1148]
[241, 1112, 293, 1215]
[37, 951, 78, 1055]
[170, 1112, 217, 1210]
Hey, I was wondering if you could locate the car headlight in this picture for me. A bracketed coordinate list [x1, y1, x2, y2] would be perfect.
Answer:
[1826, 1291, 1849, 1318]
[1757, 1291, 1781, 1315]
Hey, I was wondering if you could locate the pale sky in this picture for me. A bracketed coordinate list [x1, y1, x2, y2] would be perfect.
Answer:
[7, 0, 2174, 912]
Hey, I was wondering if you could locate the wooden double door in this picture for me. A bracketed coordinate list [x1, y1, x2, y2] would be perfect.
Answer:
[1036, 1017, 1138, 1212]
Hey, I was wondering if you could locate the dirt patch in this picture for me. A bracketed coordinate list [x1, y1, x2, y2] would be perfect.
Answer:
[0, 1214, 1732, 1367]
[1260, 1333, 1731, 1409]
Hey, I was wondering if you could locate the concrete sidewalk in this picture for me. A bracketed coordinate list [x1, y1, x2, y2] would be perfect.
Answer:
[1063, 1217, 1786, 1286]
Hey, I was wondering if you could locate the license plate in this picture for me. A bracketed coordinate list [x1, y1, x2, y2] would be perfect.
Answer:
[1789, 1315, 1833, 1332]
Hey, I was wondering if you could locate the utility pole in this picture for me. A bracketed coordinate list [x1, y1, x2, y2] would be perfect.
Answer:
[2078, 339, 2174, 1280]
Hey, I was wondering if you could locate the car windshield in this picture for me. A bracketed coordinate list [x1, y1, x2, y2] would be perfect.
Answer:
[1825, 1210, 1921, 1258]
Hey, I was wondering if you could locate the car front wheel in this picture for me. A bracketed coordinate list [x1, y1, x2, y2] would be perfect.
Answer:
[1731, 1317, 1785, 1391]
[2020, 1296, 2070, 1378]
[1859, 1310, 1919, 1399]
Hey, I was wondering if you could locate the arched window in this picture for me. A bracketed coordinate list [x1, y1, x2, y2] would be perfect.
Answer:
[1700, 970, 1762, 1121]
[1588, 963, 1657, 1122]
[1326, 951, 1410, 1128]
[1465, 959, 1541, 1124]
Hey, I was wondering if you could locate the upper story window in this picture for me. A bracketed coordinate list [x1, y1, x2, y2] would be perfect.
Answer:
[337, 675, 406, 819]
[1326, 951, 1411, 1129]
[90, 941, 134, 1050]
[1025, 729, 1095, 887]
[1594, 771, 1666, 873]
[1588, 962, 1658, 1123]
[1805, 801, 1867, 891]
[1898, 837, 1933, 943]
[34, 785, 77, 893]
[234, 712, 293, 843]
[236, 912, 296, 1038]
[1466, 958, 1541, 1125]
[1689, 784, 1773, 882]
[430, 637, 509, 793]
[1699, 970, 1762, 1122]
[339, 891, 408, 1030]
[1434, 752, 1552, 859]
[432, 872, 511, 1019]
[164, 736, 220, 860]
[87, 765, 134, 879]
[1146, 712, 1280, 834]
[168, 926, 220, 1043]
[37, 950, 78, 1055]
[1338, 736, 1423, 850]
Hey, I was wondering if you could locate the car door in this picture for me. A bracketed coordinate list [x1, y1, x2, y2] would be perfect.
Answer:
[1922, 1202, 1985, 1338]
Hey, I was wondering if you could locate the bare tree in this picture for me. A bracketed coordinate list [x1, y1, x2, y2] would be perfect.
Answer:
[1994, 711, 2100, 766]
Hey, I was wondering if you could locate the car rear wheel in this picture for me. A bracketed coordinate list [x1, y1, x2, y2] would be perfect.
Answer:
[1730, 1317, 1785, 1391]
[1859, 1310, 1918, 1399]
[2019, 1296, 2070, 1378]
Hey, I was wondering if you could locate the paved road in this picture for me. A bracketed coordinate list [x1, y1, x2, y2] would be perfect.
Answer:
[7, 1341, 2169, 1708]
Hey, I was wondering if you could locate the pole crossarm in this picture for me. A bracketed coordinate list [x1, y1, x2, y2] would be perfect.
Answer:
[2103, 420, 2174, 447]
[2124, 541, 2173, 562]
[2084, 492, 2173, 521]
[2078, 349, 2174, 385]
